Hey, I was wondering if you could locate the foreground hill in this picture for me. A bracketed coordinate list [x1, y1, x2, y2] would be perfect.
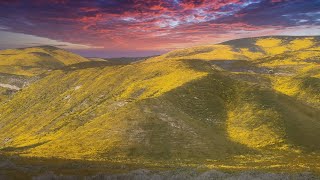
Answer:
[0, 36, 319, 177]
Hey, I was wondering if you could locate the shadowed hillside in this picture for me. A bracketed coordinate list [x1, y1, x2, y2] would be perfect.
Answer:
[0, 36, 319, 177]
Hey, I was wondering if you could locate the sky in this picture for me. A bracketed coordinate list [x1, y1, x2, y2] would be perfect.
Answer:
[0, 0, 319, 57]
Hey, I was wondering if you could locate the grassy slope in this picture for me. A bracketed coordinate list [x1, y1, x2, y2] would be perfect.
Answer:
[0, 46, 90, 104]
[0, 36, 319, 173]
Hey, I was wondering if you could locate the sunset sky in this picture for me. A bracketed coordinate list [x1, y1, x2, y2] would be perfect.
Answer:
[0, 0, 319, 57]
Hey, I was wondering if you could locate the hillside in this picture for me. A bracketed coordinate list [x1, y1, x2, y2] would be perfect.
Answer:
[0, 36, 319, 177]
[0, 46, 89, 76]
[0, 46, 90, 103]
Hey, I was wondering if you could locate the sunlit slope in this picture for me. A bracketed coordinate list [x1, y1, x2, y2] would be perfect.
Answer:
[164, 36, 319, 61]
[0, 46, 89, 76]
[163, 36, 320, 107]
[0, 46, 90, 104]
[0, 36, 319, 172]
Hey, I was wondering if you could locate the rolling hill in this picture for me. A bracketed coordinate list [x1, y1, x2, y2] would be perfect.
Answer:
[0, 46, 89, 76]
[0, 36, 319, 177]
[0, 46, 90, 103]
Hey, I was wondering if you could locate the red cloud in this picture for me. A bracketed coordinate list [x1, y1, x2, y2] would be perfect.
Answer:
[0, 0, 318, 56]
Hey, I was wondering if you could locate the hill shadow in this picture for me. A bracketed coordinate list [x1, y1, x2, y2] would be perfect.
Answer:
[128, 71, 256, 160]
[0, 141, 50, 152]
[159, 59, 320, 152]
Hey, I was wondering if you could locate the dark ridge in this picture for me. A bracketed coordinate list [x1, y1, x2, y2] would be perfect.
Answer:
[88, 56, 156, 64]
[221, 35, 320, 44]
